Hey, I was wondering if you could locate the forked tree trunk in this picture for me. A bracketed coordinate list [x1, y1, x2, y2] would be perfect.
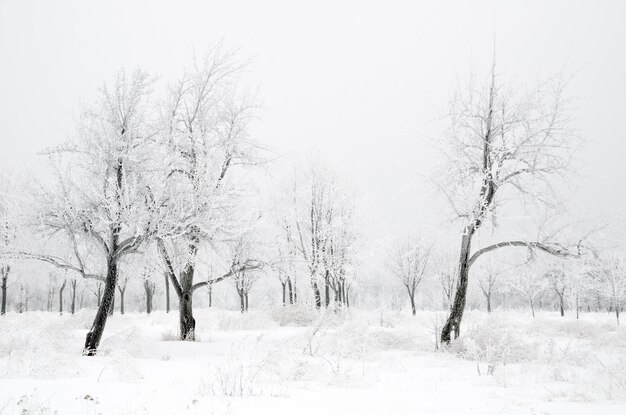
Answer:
[83, 261, 118, 356]
[118, 286, 125, 315]
[441, 229, 474, 344]
[59, 280, 67, 315]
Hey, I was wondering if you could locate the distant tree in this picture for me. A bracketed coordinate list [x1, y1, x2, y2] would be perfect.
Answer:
[546, 264, 569, 316]
[388, 238, 430, 316]
[589, 254, 626, 325]
[509, 267, 547, 317]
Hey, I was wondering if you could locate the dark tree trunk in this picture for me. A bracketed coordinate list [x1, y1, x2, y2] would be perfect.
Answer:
[287, 277, 294, 304]
[70, 280, 77, 315]
[144, 281, 154, 314]
[345, 285, 350, 308]
[164, 271, 170, 313]
[324, 270, 330, 307]
[441, 227, 474, 344]
[559, 295, 565, 317]
[244, 292, 249, 312]
[281, 282, 286, 306]
[108, 291, 115, 316]
[1, 270, 7, 316]
[59, 280, 66, 315]
[410, 293, 416, 316]
[179, 291, 195, 340]
[530, 298, 535, 317]
[486, 294, 491, 313]
[208, 284, 212, 308]
[238, 289, 245, 313]
[83, 260, 118, 356]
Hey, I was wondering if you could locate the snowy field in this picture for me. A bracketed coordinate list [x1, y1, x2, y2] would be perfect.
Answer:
[1, 308, 625, 414]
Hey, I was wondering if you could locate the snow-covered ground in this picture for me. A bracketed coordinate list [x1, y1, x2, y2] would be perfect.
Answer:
[1, 308, 625, 414]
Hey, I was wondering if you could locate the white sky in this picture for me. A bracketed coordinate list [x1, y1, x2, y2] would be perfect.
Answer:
[1, 0, 625, 242]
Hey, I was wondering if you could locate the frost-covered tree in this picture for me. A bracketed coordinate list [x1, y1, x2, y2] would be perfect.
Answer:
[434, 57, 586, 343]
[546, 264, 568, 316]
[155, 47, 262, 340]
[24, 70, 160, 354]
[508, 266, 547, 317]
[588, 254, 626, 324]
[388, 238, 430, 316]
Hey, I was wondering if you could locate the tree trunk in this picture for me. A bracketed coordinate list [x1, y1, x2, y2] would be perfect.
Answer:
[70, 280, 77, 315]
[208, 284, 212, 308]
[324, 270, 330, 307]
[108, 291, 115, 316]
[441, 228, 473, 344]
[409, 293, 416, 316]
[164, 271, 170, 313]
[287, 277, 294, 304]
[559, 295, 564, 317]
[239, 289, 245, 313]
[1, 273, 7, 316]
[179, 291, 195, 340]
[83, 260, 118, 356]
[311, 277, 321, 308]
[530, 298, 535, 317]
[145, 284, 152, 314]
[486, 293, 491, 313]
[244, 292, 249, 312]
[576, 293, 579, 320]
[59, 280, 66, 315]
[118, 286, 125, 315]
[615, 301, 620, 325]
[281, 282, 286, 306]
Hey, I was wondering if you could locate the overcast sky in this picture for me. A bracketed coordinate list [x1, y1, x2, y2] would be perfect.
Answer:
[1, 0, 625, 241]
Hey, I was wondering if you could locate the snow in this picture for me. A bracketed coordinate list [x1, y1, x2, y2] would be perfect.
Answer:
[1, 308, 625, 414]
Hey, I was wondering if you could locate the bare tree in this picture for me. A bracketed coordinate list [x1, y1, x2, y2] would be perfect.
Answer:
[589, 254, 626, 324]
[117, 274, 130, 315]
[434, 56, 586, 343]
[509, 266, 547, 317]
[155, 46, 262, 340]
[23, 70, 159, 355]
[389, 238, 429, 315]
[546, 264, 568, 316]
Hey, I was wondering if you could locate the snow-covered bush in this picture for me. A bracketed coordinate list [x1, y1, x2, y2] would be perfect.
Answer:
[270, 305, 317, 327]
